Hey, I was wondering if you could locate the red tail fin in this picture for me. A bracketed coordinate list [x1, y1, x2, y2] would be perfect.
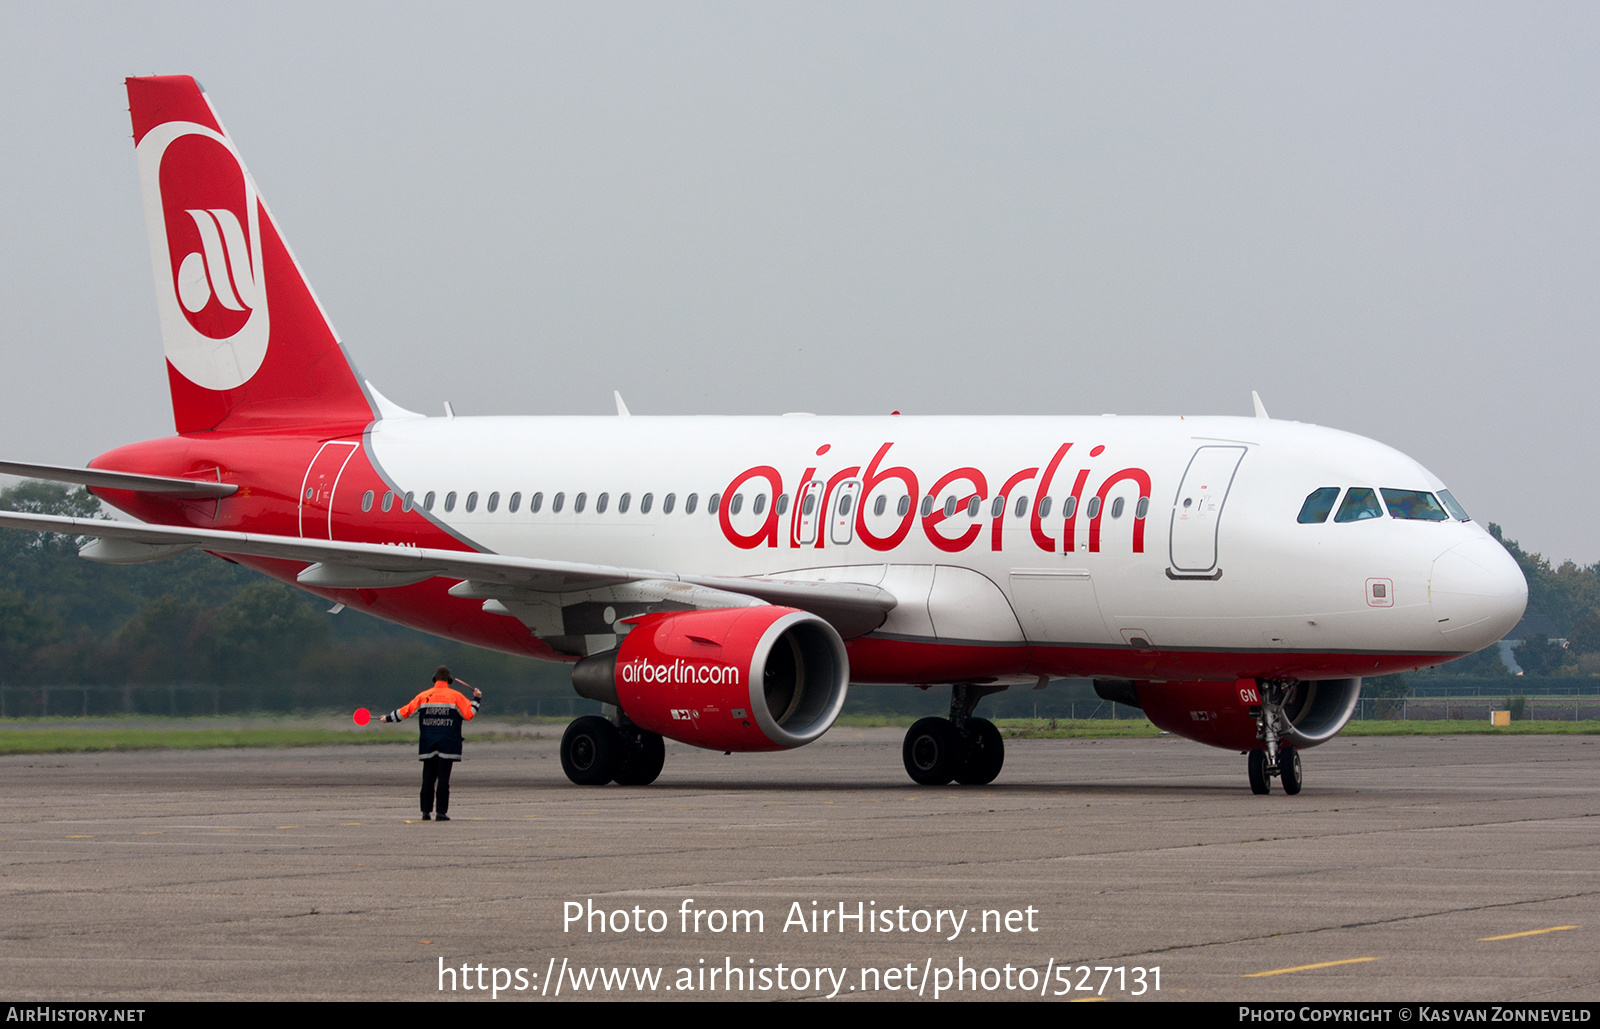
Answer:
[127, 76, 374, 435]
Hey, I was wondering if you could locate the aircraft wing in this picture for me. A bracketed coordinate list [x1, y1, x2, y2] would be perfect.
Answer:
[0, 460, 237, 498]
[0, 510, 895, 638]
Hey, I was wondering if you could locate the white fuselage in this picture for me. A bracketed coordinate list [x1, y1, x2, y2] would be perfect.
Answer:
[361, 412, 1525, 679]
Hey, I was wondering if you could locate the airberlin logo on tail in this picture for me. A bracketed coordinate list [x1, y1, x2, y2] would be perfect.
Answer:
[175, 208, 259, 317]
[136, 121, 270, 391]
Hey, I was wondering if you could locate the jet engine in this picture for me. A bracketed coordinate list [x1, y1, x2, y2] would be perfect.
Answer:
[572, 606, 850, 752]
[1099, 677, 1363, 751]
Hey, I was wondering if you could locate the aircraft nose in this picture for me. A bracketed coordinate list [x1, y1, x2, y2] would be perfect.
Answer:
[1431, 538, 1527, 653]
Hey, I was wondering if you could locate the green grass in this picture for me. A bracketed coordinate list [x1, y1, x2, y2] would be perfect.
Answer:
[0, 727, 404, 754]
[845, 715, 1600, 739]
[2, 715, 1596, 754]
[0, 715, 549, 755]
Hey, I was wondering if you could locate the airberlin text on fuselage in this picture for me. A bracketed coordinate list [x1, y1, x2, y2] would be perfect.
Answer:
[620, 658, 741, 687]
[719, 440, 1153, 556]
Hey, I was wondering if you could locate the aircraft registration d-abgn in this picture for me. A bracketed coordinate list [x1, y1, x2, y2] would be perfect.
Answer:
[0, 77, 1527, 794]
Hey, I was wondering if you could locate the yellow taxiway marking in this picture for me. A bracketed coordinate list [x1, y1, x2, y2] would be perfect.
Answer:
[65, 835, 93, 839]
[1244, 957, 1378, 977]
[342, 822, 364, 826]
[139, 831, 163, 835]
[276, 825, 299, 829]
[1479, 926, 1580, 941]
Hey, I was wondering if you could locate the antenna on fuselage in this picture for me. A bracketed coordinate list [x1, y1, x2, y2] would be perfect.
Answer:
[614, 391, 631, 418]
[1251, 391, 1270, 420]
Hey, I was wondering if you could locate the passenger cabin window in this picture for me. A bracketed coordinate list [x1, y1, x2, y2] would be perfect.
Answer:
[596, 492, 609, 514]
[1038, 497, 1053, 519]
[776, 494, 789, 515]
[1085, 496, 1100, 519]
[444, 491, 457, 513]
[898, 496, 911, 517]
[508, 492, 521, 513]
[381, 490, 394, 513]
[361, 490, 374, 512]
[424, 491, 436, 511]
[552, 492, 564, 513]
[662, 493, 674, 514]
[1062, 496, 1077, 519]
[921, 496, 934, 517]
[487, 492, 500, 513]
[686, 493, 698, 515]
[967, 496, 980, 517]
[464, 491, 477, 513]
[618, 493, 630, 514]
[1381, 489, 1449, 521]
[575, 492, 588, 513]
[708, 493, 720, 514]
[991, 496, 1005, 518]
[639, 493, 652, 514]
[1110, 497, 1124, 519]
[1014, 496, 1028, 518]
[1334, 487, 1382, 522]
[873, 495, 887, 517]
[1135, 497, 1149, 519]
[1437, 489, 1470, 521]
[530, 492, 543, 513]
[1298, 487, 1341, 524]
[402, 491, 414, 512]
[730, 494, 743, 516]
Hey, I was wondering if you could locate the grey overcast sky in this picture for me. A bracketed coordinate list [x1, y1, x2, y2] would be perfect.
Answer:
[1, 3, 1596, 561]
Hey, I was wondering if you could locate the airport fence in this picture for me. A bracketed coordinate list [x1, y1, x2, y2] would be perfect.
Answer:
[0, 682, 603, 719]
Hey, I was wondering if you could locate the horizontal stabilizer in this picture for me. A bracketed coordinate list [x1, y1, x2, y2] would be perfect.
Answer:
[0, 460, 236, 498]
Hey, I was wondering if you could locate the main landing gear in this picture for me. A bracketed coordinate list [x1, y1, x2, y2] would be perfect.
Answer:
[902, 683, 1008, 786]
[560, 712, 666, 786]
[1245, 679, 1303, 796]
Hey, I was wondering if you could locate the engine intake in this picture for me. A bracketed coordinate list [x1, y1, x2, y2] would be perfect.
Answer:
[1106, 677, 1362, 751]
[572, 606, 849, 752]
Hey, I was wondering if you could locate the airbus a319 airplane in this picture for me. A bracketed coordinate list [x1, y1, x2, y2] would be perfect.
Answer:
[0, 77, 1527, 794]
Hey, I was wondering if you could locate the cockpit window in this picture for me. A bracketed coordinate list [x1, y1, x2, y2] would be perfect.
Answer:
[1297, 487, 1340, 524]
[1334, 487, 1383, 522]
[1381, 489, 1449, 521]
[1437, 489, 1471, 521]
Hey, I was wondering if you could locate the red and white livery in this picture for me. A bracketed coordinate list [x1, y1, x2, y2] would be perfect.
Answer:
[0, 77, 1528, 792]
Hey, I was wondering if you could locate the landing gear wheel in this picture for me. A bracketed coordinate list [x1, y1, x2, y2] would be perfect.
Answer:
[1247, 749, 1271, 795]
[953, 717, 1005, 785]
[1277, 746, 1302, 795]
[613, 730, 666, 786]
[561, 715, 622, 785]
[903, 717, 961, 786]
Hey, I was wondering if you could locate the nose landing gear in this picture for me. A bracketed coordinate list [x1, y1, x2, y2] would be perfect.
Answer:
[1246, 679, 1303, 795]
[902, 683, 1008, 786]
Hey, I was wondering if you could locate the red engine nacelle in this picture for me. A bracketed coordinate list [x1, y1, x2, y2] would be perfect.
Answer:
[571, 606, 850, 752]
[1125, 677, 1363, 751]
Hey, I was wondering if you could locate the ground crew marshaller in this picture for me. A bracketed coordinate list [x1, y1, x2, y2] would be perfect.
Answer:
[380, 666, 481, 821]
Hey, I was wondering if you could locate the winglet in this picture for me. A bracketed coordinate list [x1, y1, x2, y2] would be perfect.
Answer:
[1252, 391, 1270, 420]
[614, 391, 631, 418]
